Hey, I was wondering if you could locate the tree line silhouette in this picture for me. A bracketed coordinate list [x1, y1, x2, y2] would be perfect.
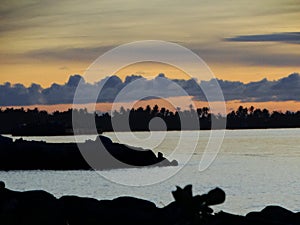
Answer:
[0, 105, 299, 135]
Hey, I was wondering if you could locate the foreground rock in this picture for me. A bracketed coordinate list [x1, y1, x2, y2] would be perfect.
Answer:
[0, 135, 178, 170]
[1, 181, 299, 225]
[0, 181, 64, 225]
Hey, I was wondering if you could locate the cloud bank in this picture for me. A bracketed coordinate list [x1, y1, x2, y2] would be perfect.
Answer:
[0, 73, 299, 106]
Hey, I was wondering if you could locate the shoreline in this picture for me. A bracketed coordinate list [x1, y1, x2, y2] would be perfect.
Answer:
[0, 126, 299, 137]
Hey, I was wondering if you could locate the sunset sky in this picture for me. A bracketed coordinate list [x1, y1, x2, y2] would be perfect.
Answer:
[0, 0, 300, 111]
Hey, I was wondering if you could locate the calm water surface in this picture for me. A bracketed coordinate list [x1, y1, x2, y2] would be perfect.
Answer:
[1, 128, 300, 214]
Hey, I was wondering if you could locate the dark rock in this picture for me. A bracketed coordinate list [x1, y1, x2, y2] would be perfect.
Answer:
[99, 135, 113, 145]
[0, 136, 12, 144]
[59, 195, 159, 225]
[0, 182, 65, 225]
[202, 187, 226, 206]
[59, 196, 103, 225]
[1, 182, 299, 225]
[0, 181, 5, 189]
[211, 211, 248, 225]
[0, 135, 177, 170]
[246, 205, 300, 225]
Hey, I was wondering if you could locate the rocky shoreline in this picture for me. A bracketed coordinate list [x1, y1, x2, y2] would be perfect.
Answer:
[0, 135, 178, 170]
[0, 181, 299, 225]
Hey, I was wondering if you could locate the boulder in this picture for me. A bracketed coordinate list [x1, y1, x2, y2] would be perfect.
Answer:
[2, 182, 299, 225]
[0, 182, 65, 225]
[246, 205, 300, 224]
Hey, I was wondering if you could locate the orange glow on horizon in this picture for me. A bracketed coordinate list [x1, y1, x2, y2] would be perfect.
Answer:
[3, 99, 300, 115]
[1, 60, 299, 88]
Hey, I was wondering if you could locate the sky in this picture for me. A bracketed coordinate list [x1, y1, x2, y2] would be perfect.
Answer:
[0, 0, 300, 110]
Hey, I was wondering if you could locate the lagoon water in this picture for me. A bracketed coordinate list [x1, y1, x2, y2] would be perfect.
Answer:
[1, 128, 300, 214]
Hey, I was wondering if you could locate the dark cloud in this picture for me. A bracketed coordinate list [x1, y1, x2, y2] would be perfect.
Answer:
[0, 82, 44, 106]
[197, 73, 300, 102]
[225, 32, 300, 44]
[0, 73, 300, 106]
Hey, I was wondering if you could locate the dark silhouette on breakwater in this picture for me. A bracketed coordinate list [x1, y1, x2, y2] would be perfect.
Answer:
[0, 135, 177, 170]
[0, 182, 299, 225]
[0, 105, 299, 135]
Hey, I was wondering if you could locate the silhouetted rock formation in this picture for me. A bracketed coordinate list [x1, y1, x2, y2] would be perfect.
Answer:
[0, 182, 299, 225]
[0, 135, 178, 170]
[245, 206, 300, 224]
[0, 182, 64, 225]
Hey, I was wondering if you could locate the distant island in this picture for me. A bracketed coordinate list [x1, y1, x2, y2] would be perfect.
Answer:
[0, 105, 299, 135]
[0, 135, 178, 171]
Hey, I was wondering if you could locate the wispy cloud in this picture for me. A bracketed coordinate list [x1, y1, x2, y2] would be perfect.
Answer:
[1, 0, 300, 86]
[24, 45, 116, 62]
[225, 32, 300, 44]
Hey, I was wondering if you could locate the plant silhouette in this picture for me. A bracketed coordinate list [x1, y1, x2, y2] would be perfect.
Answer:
[0, 105, 299, 135]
